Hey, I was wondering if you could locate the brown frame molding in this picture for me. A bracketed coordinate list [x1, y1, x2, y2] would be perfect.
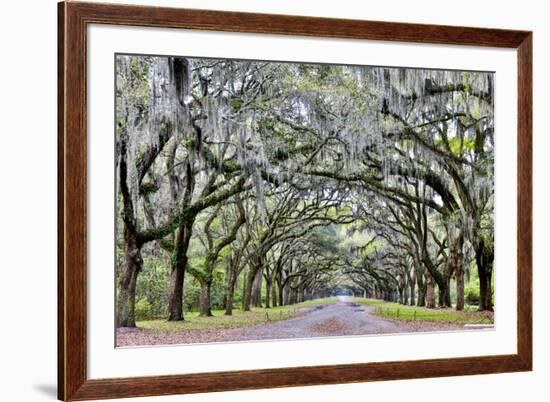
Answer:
[58, 1, 532, 400]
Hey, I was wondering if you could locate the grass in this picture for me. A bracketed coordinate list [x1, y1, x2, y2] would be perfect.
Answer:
[291, 296, 338, 306]
[135, 296, 493, 332]
[137, 297, 337, 332]
[353, 298, 494, 324]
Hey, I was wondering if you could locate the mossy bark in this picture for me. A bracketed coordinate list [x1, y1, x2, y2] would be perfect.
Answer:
[167, 220, 193, 321]
[476, 238, 494, 311]
[198, 280, 213, 317]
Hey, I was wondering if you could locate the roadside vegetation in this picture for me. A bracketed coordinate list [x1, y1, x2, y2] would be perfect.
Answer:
[354, 298, 494, 324]
[137, 297, 337, 332]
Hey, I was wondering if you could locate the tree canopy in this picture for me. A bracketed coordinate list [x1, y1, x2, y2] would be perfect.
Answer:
[115, 55, 494, 327]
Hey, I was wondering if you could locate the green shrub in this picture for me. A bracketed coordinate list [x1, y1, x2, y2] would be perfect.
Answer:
[184, 282, 201, 312]
[135, 256, 171, 318]
[135, 298, 153, 320]
[210, 271, 227, 310]
[464, 281, 480, 305]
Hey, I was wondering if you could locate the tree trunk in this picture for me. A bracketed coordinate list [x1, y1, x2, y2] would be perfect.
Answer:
[298, 285, 305, 303]
[283, 280, 290, 305]
[476, 239, 494, 311]
[167, 221, 193, 321]
[440, 233, 463, 309]
[271, 282, 278, 307]
[454, 235, 465, 311]
[225, 270, 237, 316]
[478, 264, 494, 311]
[456, 261, 465, 311]
[241, 267, 247, 308]
[289, 288, 297, 304]
[198, 280, 212, 317]
[251, 267, 263, 307]
[422, 254, 449, 308]
[116, 132, 142, 328]
[242, 266, 257, 311]
[225, 284, 235, 316]
[409, 270, 416, 306]
[167, 266, 185, 321]
[416, 273, 426, 307]
[479, 269, 493, 311]
[438, 281, 451, 308]
[265, 278, 271, 308]
[426, 276, 436, 308]
[116, 236, 142, 327]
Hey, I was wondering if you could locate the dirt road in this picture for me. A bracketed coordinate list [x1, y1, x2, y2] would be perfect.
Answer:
[236, 296, 400, 339]
[117, 296, 466, 347]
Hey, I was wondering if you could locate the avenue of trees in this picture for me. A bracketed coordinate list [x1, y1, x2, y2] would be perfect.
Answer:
[115, 55, 494, 327]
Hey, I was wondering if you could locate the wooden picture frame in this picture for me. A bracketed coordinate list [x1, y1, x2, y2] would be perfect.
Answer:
[58, 1, 532, 400]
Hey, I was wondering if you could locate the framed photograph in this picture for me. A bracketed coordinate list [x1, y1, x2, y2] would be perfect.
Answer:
[58, 1, 532, 400]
